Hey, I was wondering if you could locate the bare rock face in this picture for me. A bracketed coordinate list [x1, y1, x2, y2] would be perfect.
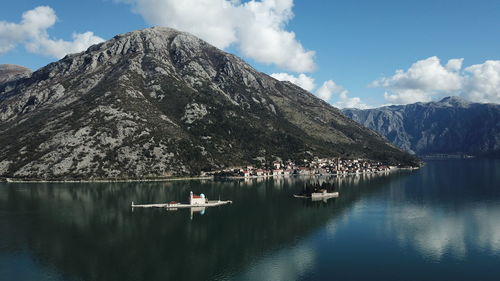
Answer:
[343, 97, 500, 156]
[0, 64, 32, 84]
[0, 27, 417, 179]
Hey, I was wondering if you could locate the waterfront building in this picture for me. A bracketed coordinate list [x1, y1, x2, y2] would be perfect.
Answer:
[189, 191, 207, 205]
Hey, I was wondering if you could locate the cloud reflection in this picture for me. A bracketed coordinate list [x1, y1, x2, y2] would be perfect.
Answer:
[473, 206, 500, 253]
[232, 244, 315, 281]
[386, 203, 500, 260]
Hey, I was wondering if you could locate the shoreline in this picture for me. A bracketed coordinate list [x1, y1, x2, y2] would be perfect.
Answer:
[223, 168, 411, 180]
[0, 176, 214, 184]
[0, 166, 421, 184]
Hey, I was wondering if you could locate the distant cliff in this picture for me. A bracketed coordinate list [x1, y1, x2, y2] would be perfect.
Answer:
[343, 97, 500, 156]
[0, 64, 32, 84]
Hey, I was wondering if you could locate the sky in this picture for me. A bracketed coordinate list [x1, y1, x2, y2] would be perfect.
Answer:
[0, 0, 499, 108]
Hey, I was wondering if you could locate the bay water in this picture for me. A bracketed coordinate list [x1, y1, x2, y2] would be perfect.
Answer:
[1, 159, 499, 281]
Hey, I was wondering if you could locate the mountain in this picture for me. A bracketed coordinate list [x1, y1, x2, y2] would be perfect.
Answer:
[0, 64, 32, 84]
[0, 27, 418, 180]
[343, 97, 500, 156]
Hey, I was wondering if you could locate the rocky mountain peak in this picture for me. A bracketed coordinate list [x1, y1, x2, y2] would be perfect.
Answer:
[437, 96, 470, 107]
[89, 26, 205, 57]
[41, 27, 212, 76]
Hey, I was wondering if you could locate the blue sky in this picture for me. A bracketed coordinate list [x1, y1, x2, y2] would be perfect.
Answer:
[1, 0, 499, 107]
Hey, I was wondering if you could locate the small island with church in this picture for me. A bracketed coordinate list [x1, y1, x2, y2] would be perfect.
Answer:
[131, 191, 232, 209]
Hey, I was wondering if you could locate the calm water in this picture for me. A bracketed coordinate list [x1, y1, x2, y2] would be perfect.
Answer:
[1, 159, 499, 281]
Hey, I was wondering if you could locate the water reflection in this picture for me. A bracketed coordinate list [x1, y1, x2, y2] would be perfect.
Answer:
[384, 159, 500, 261]
[3, 161, 498, 281]
[386, 202, 500, 260]
[473, 206, 500, 253]
[386, 204, 467, 260]
[228, 244, 315, 281]
[0, 172, 397, 281]
[190, 206, 206, 219]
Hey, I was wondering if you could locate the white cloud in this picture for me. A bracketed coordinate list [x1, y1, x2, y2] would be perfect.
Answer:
[383, 89, 434, 104]
[316, 80, 342, 101]
[25, 32, 104, 59]
[119, 0, 315, 72]
[270, 72, 315, 92]
[463, 60, 500, 103]
[316, 80, 370, 108]
[335, 91, 371, 109]
[0, 6, 104, 59]
[371, 56, 500, 104]
[371, 56, 464, 104]
[272, 74, 371, 109]
[372, 56, 463, 92]
[446, 58, 464, 72]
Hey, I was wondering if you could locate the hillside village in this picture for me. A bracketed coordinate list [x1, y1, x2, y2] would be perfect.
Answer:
[207, 158, 395, 178]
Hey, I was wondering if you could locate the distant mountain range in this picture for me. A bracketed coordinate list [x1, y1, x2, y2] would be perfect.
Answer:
[0, 27, 417, 180]
[343, 97, 500, 156]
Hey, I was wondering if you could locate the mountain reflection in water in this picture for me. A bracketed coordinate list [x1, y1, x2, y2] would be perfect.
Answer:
[1, 159, 499, 281]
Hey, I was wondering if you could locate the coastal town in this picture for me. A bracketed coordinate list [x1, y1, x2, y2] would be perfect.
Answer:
[206, 157, 397, 178]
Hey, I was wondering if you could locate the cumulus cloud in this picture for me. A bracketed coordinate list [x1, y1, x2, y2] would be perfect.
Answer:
[382, 89, 433, 105]
[371, 56, 463, 104]
[446, 58, 464, 72]
[372, 56, 500, 104]
[270, 72, 315, 92]
[316, 80, 370, 108]
[463, 60, 500, 103]
[119, 0, 315, 72]
[0, 6, 104, 58]
[316, 80, 342, 101]
[271, 73, 370, 108]
[335, 91, 371, 109]
[25, 32, 104, 58]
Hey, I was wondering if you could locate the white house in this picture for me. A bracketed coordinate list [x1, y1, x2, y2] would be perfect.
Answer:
[272, 169, 283, 176]
[255, 169, 265, 176]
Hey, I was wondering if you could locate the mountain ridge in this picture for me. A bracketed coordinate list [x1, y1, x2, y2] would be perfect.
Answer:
[343, 97, 500, 156]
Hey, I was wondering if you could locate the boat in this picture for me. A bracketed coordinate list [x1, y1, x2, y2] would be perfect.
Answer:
[294, 182, 339, 199]
[293, 190, 339, 199]
[131, 191, 232, 209]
